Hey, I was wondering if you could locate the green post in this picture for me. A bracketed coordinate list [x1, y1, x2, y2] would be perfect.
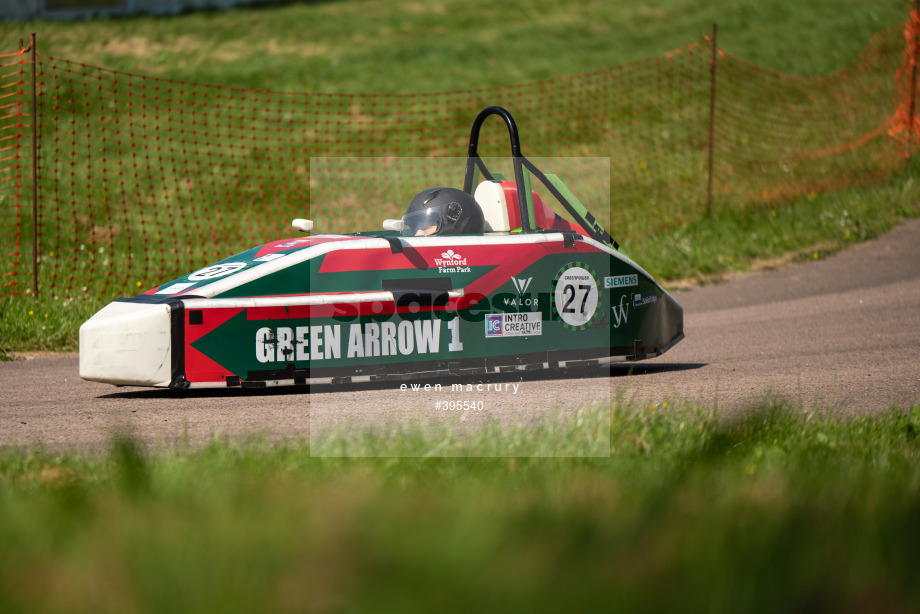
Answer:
[30, 32, 37, 296]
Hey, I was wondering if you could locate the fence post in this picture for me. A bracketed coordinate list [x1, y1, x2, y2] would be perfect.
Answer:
[706, 23, 717, 216]
[30, 33, 38, 296]
[19, 33, 38, 295]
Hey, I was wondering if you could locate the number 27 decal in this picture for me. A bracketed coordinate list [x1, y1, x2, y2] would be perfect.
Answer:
[553, 264, 599, 329]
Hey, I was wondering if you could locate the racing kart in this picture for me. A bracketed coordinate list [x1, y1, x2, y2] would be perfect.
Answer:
[79, 106, 683, 389]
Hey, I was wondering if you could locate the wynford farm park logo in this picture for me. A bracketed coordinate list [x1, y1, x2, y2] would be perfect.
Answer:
[434, 249, 466, 266]
[434, 249, 470, 273]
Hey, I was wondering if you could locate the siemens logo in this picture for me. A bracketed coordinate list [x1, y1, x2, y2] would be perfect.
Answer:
[604, 274, 638, 289]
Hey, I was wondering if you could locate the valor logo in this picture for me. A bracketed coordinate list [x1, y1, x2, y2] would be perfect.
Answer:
[504, 276, 539, 309]
[511, 276, 532, 295]
[611, 295, 629, 328]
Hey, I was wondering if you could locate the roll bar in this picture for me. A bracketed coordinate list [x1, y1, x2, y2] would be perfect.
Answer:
[462, 106, 533, 232]
[461, 106, 617, 248]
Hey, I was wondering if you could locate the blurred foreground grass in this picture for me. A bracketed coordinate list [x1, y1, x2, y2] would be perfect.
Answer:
[2, 398, 920, 612]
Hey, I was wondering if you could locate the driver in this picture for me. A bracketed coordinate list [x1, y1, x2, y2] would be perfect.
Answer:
[402, 187, 484, 236]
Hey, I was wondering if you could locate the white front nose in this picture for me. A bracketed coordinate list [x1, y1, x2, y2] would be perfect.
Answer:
[79, 301, 173, 387]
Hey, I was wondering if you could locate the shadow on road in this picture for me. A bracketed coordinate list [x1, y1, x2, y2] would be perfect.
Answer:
[98, 362, 708, 399]
[609, 363, 707, 377]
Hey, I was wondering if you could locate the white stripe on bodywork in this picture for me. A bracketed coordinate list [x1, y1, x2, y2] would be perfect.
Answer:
[181, 290, 464, 310]
[193, 232, 662, 299]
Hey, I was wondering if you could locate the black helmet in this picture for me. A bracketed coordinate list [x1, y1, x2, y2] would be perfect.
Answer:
[402, 187, 484, 236]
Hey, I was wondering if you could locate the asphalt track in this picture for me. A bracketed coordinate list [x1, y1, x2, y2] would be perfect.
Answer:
[2, 218, 919, 452]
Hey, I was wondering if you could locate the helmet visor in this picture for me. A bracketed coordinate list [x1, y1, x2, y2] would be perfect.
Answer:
[402, 201, 463, 237]
[402, 206, 442, 236]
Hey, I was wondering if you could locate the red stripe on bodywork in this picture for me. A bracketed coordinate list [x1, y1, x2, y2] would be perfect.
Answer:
[318, 242, 541, 273]
[184, 345, 235, 382]
[183, 307, 243, 382]
[318, 244, 425, 273]
[459, 241, 605, 299]
[253, 235, 363, 259]
[317, 240, 606, 306]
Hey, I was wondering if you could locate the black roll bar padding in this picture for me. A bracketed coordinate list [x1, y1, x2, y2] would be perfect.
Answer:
[466, 106, 522, 158]
[463, 106, 534, 233]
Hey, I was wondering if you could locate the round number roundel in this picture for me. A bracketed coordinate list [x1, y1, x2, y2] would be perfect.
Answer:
[188, 262, 247, 281]
[552, 264, 598, 329]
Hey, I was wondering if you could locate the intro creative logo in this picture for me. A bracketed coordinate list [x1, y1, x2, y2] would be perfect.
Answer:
[485, 314, 504, 337]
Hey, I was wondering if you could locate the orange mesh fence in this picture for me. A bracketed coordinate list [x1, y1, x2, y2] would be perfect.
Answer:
[0, 42, 34, 297]
[714, 25, 910, 206]
[891, 6, 920, 149]
[0, 17, 915, 300]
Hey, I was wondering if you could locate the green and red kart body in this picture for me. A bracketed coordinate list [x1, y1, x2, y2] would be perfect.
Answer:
[79, 107, 683, 389]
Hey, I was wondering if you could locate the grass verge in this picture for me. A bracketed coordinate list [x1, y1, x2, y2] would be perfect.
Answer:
[1, 398, 919, 612]
[635, 155, 920, 284]
[6, 0, 907, 92]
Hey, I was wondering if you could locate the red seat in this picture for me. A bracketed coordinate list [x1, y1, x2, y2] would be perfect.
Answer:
[475, 180, 589, 234]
